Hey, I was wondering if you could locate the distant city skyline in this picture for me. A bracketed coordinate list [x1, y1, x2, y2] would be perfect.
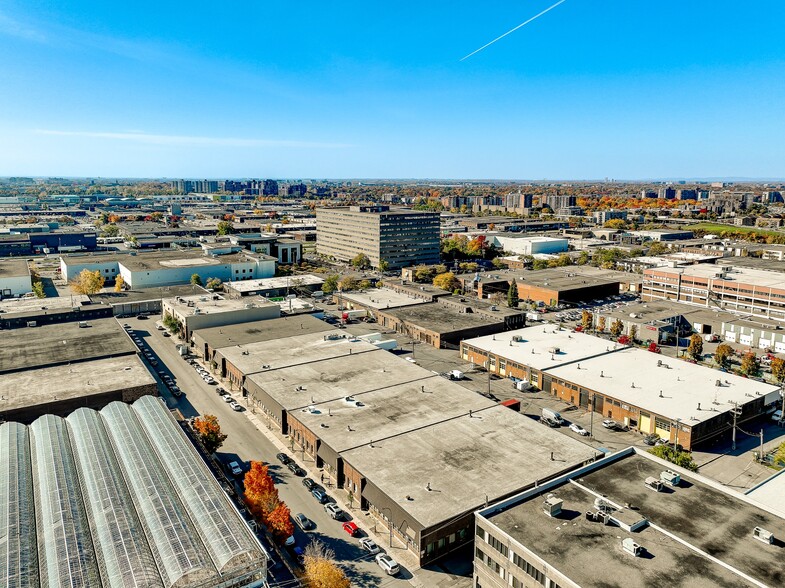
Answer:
[1, 1, 784, 179]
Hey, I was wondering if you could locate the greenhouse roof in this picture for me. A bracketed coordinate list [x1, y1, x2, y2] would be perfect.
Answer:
[0, 396, 267, 588]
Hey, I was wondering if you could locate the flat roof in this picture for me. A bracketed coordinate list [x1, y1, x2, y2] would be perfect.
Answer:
[249, 350, 436, 411]
[61, 249, 272, 270]
[92, 284, 207, 305]
[382, 302, 505, 333]
[0, 258, 30, 278]
[716, 257, 785, 273]
[647, 263, 785, 288]
[0, 356, 155, 413]
[746, 470, 785, 519]
[340, 287, 429, 310]
[225, 274, 324, 293]
[194, 315, 332, 349]
[292, 375, 497, 452]
[164, 293, 279, 317]
[484, 450, 785, 588]
[0, 317, 136, 373]
[462, 325, 622, 372]
[341, 405, 598, 529]
[217, 331, 379, 376]
[0, 294, 91, 315]
[457, 266, 622, 291]
[596, 299, 706, 324]
[547, 347, 779, 424]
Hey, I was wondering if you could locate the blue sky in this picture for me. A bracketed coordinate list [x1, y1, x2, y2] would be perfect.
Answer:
[1, 1, 784, 179]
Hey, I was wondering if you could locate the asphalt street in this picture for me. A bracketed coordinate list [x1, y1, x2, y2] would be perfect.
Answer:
[123, 314, 410, 588]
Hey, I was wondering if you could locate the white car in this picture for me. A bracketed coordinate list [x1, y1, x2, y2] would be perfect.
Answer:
[230, 402, 243, 412]
[223, 395, 235, 403]
[569, 423, 589, 436]
[228, 461, 243, 476]
[324, 502, 344, 520]
[359, 537, 380, 554]
[772, 410, 783, 423]
[375, 553, 400, 576]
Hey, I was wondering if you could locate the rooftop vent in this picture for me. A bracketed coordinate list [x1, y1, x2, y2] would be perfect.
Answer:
[622, 538, 643, 557]
[548, 346, 560, 354]
[542, 494, 563, 517]
[753, 527, 774, 545]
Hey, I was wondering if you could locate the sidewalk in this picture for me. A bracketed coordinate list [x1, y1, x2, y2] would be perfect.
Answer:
[199, 357, 427, 586]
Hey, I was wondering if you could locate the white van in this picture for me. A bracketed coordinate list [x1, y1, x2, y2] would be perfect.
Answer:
[542, 408, 564, 425]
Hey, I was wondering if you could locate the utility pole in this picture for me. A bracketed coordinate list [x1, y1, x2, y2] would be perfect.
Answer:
[731, 402, 742, 451]
[760, 429, 764, 461]
[589, 395, 595, 438]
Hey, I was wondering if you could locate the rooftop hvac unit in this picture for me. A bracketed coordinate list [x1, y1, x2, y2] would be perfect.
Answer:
[512, 335, 524, 342]
[490, 305, 498, 311]
[542, 495, 563, 518]
[716, 379, 722, 387]
[547, 347, 560, 354]
[594, 497, 613, 513]
[193, 308, 201, 315]
[660, 470, 680, 487]
[644, 477, 664, 492]
[622, 538, 643, 557]
[753, 527, 774, 544]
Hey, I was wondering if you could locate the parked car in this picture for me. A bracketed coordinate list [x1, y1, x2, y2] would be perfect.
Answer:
[228, 461, 243, 476]
[302, 478, 317, 491]
[230, 402, 243, 412]
[312, 488, 329, 504]
[540, 417, 559, 428]
[643, 434, 660, 446]
[276, 453, 293, 465]
[324, 502, 344, 519]
[342, 522, 360, 537]
[216, 387, 226, 395]
[287, 463, 306, 477]
[602, 419, 618, 429]
[772, 410, 783, 423]
[359, 537, 380, 554]
[295, 513, 314, 531]
[375, 553, 400, 576]
[223, 395, 234, 403]
[569, 423, 589, 436]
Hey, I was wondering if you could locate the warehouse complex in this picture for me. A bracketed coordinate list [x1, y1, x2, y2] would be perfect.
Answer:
[162, 293, 280, 340]
[0, 395, 267, 588]
[475, 448, 785, 588]
[461, 326, 780, 449]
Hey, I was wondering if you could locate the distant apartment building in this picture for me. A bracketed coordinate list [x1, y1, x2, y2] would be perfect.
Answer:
[171, 179, 220, 194]
[542, 194, 576, 210]
[316, 205, 440, 269]
[287, 182, 307, 197]
[263, 179, 279, 195]
[593, 209, 628, 224]
[642, 264, 785, 322]
[640, 189, 657, 199]
[658, 186, 676, 199]
[676, 188, 697, 200]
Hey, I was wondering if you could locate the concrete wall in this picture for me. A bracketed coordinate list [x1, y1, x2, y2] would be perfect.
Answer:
[121, 258, 275, 288]
[60, 257, 120, 282]
[0, 273, 33, 297]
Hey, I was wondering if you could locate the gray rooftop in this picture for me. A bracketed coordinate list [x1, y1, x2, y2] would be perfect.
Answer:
[216, 331, 379, 376]
[194, 315, 332, 350]
[92, 284, 208, 305]
[457, 266, 623, 291]
[339, 287, 430, 310]
[293, 376, 497, 453]
[341, 405, 598, 529]
[484, 449, 785, 588]
[716, 256, 785, 273]
[0, 356, 155, 413]
[0, 258, 31, 278]
[382, 301, 507, 333]
[0, 318, 136, 373]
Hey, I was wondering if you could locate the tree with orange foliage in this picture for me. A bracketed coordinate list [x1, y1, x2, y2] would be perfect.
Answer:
[243, 461, 275, 501]
[266, 502, 294, 540]
[192, 415, 227, 453]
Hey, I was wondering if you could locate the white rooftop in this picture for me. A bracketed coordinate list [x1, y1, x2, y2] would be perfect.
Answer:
[462, 326, 623, 371]
[746, 471, 785, 519]
[226, 274, 324, 293]
[340, 287, 429, 310]
[647, 264, 785, 289]
[547, 347, 780, 424]
[164, 294, 279, 315]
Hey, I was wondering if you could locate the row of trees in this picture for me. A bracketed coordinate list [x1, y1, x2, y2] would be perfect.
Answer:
[243, 462, 294, 541]
[322, 274, 373, 294]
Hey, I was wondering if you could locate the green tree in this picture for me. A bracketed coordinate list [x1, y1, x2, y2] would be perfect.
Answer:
[163, 314, 182, 333]
[32, 282, 45, 298]
[378, 259, 389, 272]
[609, 318, 623, 338]
[648, 241, 670, 256]
[102, 224, 120, 237]
[190, 273, 203, 286]
[576, 251, 590, 265]
[649, 445, 698, 471]
[322, 274, 339, 294]
[686, 334, 703, 361]
[350, 253, 370, 269]
[740, 352, 760, 377]
[206, 277, 223, 290]
[774, 441, 785, 466]
[507, 279, 519, 308]
[358, 279, 372, 290]
[217, 221, 234, 235]
[714, 343, 734, 369]
[338, 276, 360, 291]
[414, 265, 433, 282]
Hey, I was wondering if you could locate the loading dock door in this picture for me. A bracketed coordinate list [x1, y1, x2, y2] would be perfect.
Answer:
[640, 412, 651, 434]
[579, 390, 589, 409]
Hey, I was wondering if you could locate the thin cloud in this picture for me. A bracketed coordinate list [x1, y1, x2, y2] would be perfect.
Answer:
[0, 10, 47, 43]
[33, 129, 351, 149]
[461, 0, 568, 61]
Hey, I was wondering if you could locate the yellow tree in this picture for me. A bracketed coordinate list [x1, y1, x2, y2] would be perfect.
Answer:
[114, 275, 125, 292]
[303, 541, 350, 588]
[596, 316, 606, 333]
[433, 271, 459, 292]
[70, 269, 105, 294]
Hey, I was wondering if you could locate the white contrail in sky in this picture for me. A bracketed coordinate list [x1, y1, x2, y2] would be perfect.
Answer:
[460, 0, 568, 61]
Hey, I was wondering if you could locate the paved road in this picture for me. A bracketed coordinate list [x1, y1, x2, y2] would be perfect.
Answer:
[124, 315, 409, 588]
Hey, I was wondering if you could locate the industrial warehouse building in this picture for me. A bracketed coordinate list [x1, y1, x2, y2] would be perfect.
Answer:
[0, 257, 33, 298]
[0, 317, 157, 423]
[0, 395, 267, 588]
[162, 293, 281, 340]
[475, 448, 785, 588]
[316, 205, 440, 269]
[461, 326, 780, 449]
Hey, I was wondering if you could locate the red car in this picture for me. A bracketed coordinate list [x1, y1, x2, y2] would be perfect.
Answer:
[342, 522, 360, 537]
